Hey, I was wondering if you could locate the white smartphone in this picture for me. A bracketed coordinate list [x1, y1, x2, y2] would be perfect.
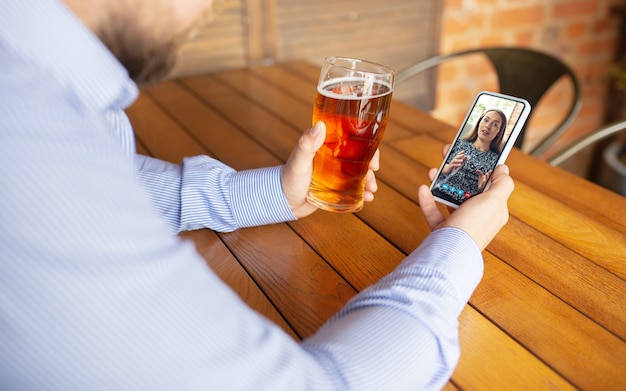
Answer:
[430, 91, 531, 208]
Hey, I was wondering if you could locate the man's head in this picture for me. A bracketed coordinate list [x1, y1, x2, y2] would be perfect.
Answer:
[63, 0, 216, 85]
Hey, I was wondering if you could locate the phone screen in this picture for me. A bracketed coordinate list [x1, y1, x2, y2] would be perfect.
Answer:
[430, 91, 531, 208]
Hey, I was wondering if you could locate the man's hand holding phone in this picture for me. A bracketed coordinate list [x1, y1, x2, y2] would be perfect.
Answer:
[418, 144, 514, 251]
[430, 91, 530, 208]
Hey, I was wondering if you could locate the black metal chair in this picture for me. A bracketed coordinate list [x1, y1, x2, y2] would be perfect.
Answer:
[548, 120, 626, 166]
[549, 120, 626, 196]
[395, 47, 583, 156]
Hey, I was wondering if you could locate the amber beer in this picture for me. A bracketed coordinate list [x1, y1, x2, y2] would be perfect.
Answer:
[307, 76, 393, 212]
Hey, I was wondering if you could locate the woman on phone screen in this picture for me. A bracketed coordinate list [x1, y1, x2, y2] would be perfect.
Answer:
[435, 109, 507, 202]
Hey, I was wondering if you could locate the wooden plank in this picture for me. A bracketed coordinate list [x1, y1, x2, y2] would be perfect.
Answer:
[135, 137, 150, 155]
[442, 382, 461, 391]
[390, 99, 454, 135]
[475, 253, 626, 390]
[282, 59, 437, 110]
[180, 229, 298, 339]
[355, 180, 434, 255]
[178, 66, 620, 300]
[288, 211, 407, 289]
[178, 75, 302, 160]
[220, 224, 356, 338]
[248, 64, 438, 141]
[489, 217, 626, 339]
[509, 181, 626, 275]
[507, 152, 626, 233]
[279, 59, 321, 81]
[126, 91, 210, 163]
[143, 81, 281, 170]
[216, 66, 415, 141]
[179, 37, 246, 54]
[454, 306, 576, 390]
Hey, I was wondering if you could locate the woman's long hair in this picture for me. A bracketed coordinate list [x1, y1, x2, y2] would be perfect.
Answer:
[463, 109, 507, 153]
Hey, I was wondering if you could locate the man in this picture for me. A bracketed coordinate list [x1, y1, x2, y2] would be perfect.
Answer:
[0, 0, 513, 390]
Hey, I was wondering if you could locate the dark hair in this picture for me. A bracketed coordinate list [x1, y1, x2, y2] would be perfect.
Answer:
[463, 109, 507, 153]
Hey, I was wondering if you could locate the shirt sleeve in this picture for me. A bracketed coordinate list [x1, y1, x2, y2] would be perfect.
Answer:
[301, 227, 483, 390]
[135, 154, 296, 233]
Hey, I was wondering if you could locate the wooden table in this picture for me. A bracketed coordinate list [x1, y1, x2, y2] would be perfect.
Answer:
[126, 61, 626, 390]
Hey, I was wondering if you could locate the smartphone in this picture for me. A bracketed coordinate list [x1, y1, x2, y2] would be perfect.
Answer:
[430, 91, 531, 208]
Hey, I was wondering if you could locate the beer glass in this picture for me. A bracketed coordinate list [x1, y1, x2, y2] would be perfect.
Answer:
[307, 57, 394, 212]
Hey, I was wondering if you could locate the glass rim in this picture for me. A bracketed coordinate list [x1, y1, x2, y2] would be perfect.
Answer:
[324, 56, 395, 76]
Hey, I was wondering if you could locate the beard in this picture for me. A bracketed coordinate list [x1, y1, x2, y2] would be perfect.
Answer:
[97, 12, 198, 86]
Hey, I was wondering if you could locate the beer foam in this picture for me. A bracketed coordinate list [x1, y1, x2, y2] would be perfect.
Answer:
[318, 77, 393, 99]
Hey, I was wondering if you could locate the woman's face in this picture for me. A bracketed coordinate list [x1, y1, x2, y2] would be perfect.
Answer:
[477, 111, 503, 143]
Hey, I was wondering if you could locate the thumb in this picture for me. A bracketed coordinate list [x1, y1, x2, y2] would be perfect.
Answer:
[418, 184, 445, 230]
[304, 121, 326, 153]
[484, 165, 514, 198]
[281, 121, 327, 218]
[288, 121, 326, 172]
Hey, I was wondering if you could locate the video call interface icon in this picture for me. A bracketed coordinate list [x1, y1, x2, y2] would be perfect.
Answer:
[439, 183, 472, 200]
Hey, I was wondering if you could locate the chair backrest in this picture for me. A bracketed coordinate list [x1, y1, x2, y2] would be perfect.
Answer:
[549, 120, 626, 197]
[395, 47, 583, 156]
[548, 120, 626, 166]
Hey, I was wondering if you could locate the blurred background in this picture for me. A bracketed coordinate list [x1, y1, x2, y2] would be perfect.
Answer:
[169, 0, 626, 194]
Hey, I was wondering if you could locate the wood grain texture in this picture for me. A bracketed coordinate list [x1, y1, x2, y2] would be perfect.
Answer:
[126, 61, 626, 390]
[171, 1, 442, 109]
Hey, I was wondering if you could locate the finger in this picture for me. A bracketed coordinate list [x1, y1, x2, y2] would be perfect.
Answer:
[428, 168, 438, 182]
[489, 165, 509, 183]
[363, 169, 378, 202]
[369, 149, 380, 172]
[442, 144, 451, 157]
[418, 184, 445, 230]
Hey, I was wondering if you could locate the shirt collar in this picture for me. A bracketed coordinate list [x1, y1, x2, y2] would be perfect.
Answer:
[0, 0, 138, 112]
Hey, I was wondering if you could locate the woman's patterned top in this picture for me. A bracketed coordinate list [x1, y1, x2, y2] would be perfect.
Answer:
[433, 140, 499, 203]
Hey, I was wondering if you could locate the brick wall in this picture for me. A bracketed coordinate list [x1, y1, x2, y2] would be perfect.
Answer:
[430, 0, 625, 161]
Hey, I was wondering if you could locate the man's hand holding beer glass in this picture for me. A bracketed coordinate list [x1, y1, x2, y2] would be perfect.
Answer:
[305, 57, 394, 213]
[281, 121, 381, 218]
[282, 56, 392, 217]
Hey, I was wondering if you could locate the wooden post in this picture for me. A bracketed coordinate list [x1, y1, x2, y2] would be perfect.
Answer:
[245, 0, 278, 66]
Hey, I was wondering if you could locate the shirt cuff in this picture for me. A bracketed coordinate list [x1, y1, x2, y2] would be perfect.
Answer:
[230, 165, 297, 228]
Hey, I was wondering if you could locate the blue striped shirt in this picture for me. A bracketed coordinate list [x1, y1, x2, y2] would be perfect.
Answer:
[0, 1, 484, 390]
